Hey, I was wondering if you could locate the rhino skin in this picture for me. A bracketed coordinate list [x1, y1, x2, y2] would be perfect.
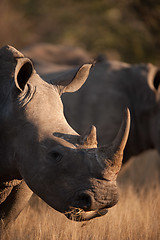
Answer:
[60, 60, 160, 163]
[0, 46, 130, 230]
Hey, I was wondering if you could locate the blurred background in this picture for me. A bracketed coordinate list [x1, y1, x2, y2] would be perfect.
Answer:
[1, 0, 160, 64]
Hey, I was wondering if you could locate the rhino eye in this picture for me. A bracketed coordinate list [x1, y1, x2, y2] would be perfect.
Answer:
[49, 151, 62, 163]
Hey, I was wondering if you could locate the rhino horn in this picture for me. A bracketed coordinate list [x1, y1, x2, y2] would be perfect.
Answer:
[79, 125, 98, 148]
[97, 108, 130, 180]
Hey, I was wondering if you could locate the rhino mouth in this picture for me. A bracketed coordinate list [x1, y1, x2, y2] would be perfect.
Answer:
[65, 207, 108, 221]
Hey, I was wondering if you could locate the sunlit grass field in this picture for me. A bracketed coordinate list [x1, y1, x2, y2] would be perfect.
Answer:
[1, 150, 160, 240]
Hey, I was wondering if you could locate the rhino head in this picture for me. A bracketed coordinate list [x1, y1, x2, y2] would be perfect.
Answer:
[0, 45, 130, 221]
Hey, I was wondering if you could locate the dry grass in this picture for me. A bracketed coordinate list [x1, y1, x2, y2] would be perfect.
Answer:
[1, 150, 160, 240]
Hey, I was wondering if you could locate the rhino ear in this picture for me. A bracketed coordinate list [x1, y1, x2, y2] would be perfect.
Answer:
[153, 70, 160, 91]
[50, 64, 92, 95]
[14, 58, 34, 91]
[147, 64, 160, 91]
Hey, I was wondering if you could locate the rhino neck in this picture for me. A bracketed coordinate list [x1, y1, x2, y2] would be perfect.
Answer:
[0, 123, 22, 182]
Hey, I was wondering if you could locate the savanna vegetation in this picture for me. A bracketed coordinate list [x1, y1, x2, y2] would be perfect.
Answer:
[0, 0, 160, 64]
[1, 150, 160, 240]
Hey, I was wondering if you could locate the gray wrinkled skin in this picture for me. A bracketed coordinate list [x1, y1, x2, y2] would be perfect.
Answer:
[0, 46, 130, 229]
[61, 61, 160, 163]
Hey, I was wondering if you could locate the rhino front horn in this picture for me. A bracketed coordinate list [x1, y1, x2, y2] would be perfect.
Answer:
[97, 108, 130, 180]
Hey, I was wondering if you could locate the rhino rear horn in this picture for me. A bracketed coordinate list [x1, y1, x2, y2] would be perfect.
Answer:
[79, 125, 97, 148]
[15, 58, 34, 91]
[50, 64, 92, 95]
[97, 108, 130, 180]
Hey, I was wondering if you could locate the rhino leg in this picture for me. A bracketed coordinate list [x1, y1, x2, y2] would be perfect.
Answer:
[0, 180, 33, 231]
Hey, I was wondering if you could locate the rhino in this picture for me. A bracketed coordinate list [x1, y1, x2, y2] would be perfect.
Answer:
[0, 46, 130, 230]
[56, 60, 160, 164]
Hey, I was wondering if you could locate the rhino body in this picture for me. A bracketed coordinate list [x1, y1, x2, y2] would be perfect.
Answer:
[30, 44, 159, 163]
[60, 61, 160, 163]
[0, 46, 130, 230]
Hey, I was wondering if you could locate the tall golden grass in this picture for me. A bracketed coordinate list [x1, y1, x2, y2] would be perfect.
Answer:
[1, 150, 160, 240]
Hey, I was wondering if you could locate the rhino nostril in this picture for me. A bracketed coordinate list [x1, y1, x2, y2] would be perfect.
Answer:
[74, 193, 92, 211]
